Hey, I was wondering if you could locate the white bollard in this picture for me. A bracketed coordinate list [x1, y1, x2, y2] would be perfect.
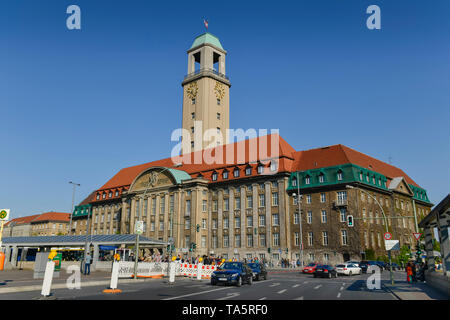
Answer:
[197, 263, 202, 280]
[110, 262, 120, 290]
[41, 261, 55, 297]
[169, 262, 176, 283]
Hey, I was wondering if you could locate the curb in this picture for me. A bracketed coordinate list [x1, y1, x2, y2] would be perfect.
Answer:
[382, 284, 402, 300]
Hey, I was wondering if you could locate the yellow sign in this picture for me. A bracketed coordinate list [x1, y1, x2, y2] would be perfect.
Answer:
[198, 257, 203, 262]
[172, 256, 177, 261]
[114, 253, 121, 261]
[48, 250, 57, 260]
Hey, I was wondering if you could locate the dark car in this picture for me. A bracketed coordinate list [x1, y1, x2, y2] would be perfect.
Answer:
[247, 262, 268, 281]
[313, 264, 338, 278]
[359, 260, 369, 273]
[386, 262, 400, 271]
[211, 262, 253, 287]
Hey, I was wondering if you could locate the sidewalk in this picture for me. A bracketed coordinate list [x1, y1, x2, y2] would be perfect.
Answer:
[383, 280, 450, 300]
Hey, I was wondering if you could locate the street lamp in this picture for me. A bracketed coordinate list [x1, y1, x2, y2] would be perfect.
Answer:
[133, 164, 182, 280]
[69, 181, 80, 236]
[292, 171, 304, 269]
[346, 185, 394, 285]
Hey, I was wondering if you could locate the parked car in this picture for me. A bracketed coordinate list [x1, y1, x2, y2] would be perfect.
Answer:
[247, 262, 268, 281]
[367, 261, 384, 273]
[302, 263, 318, 274]
[313, 264, 338, 278]
[344, 261, 361, 267]
[211, 262, 253, 287]
[335, 263, 362, 276]
[375, 261, 387, 270]
[386, 262, 400, 271]
[359, 260, 369, 273]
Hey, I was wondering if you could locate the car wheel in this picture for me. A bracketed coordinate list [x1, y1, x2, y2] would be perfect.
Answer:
[248, 276, 253, 285]
[334, 272, 338, 278]
[264, 273, 268, 280]
[236, 276, 242, 287]
[328, 272, 331, 279]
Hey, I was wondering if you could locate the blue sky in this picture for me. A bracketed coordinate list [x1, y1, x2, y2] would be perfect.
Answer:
[1, 0, 449, 219]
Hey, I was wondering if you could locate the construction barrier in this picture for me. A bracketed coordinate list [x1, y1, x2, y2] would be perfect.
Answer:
[179, 263, 217, 279]
[114, 261, 217, 279]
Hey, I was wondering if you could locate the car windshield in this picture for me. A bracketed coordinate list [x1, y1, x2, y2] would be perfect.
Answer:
[248, 263, 259, 268]
[219, 262, 242, 270]
[336, 264, 345, 268]
[307, 263, 316, 267]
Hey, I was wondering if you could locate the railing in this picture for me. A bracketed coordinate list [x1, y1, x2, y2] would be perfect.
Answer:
[184, 68, 229, 80]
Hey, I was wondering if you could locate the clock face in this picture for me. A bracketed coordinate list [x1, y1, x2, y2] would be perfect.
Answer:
[214, 82, 225, 100]
[186, 81, 198, 99]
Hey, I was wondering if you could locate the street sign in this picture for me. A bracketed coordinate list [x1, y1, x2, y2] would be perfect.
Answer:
[384, 240, 400, 251]
[413, 233, 422, 241]
[0, 209, 10, 221]
[134, 221, 144, 235]
[168, 237, 174, 244]
[383, 232, 392, 240]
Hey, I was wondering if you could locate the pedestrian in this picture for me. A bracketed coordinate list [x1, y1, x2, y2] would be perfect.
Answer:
[84, 253, 92, 276]
[406, 262, 413, 284]
[412, 262, 417, 282]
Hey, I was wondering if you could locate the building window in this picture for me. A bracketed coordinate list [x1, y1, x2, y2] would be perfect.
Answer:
[247, 195, 253, 208]
[306, 194, 311, 204]
[307, 211, 312, 224]
[308, 232, 313, 246]
[235, 217, 241, 228]
[294, 232, 299, 246]
[186, 200, 191, 215]
[321, 210, 327, 223]
[292, 177, 297, 187]
[202, 219, 207, 229]
[213, 200, 218, 211]
[360, 172, 363, 181]
[247, 216, 253, 227]
[259, 215, 266, 226]
[324, 253, 329, 262]
[260, 234, 266, 247]
[217, 113, 220, 120]
[272, 214, 279, 226]
[323, 231, 328, 246]
[160, 196, 165, 214]
[191, 112, 195, 119]
[212, 219, 218, 229]
[235, 197, 241, 209]
[233, 168, 240, 177]
[235, 235, 241, 247]
[305, 176, 310, 185]
[223, 217, 229, 229]
[257, 165, 264, 174]
[341, 230, 348, 245]
[272, 192, 279, 206]
[224, 198, 229, 211]
[102, 193, 106, 199]
[150, 221, 155, 231]
[273, 233, 280, 246]
[319, 174, 324, 183]
[217, 98, 221, 105]
[201, 236, 206, 248]
[337, 191, 347, 205]
[294, 213, 299, 224]
[340, 208, 346, 222]
[212, 172, 218, 181]
[223, 235, 229, 248]
[309, 253, 315, 262]
[259, 194, 265, 207]
[270, 161, 278, 172]
[245, 167, 252, 175]
[191, 126, 194, 134]
[185, 219, 190, 230]
[159, 221, 164, 231]
[247, 234, 253, 247]
[191, 141, 194, 149]
[96, 194, 100, 200]
[202, 200, 207, 212]
[377, 233, 381, 247]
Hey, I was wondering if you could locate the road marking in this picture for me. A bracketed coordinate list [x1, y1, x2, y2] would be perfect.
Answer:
[277, 289, 287, 294]
[314, 285, 322, 290]
[337, 293, 341, 298]
[217, 292, 240, 300]
[340, 286, 344, 291]
[303, 281, 309, 284]
[343, 283, 346, 286]
[259, 297, 267, 300]
[163, 279, 274, 300]
[292, 284, 300, 288]
[269, 282, 280, 287]
[294, 296, 304, 300]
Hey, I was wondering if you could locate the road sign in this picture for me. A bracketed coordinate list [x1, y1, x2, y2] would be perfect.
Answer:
[383, 232, 392, 240]
[384, 240, 400, 251]
[134, 221, 144, 235]
[0, 209, 10, 221]
[413, 233, 422, 241]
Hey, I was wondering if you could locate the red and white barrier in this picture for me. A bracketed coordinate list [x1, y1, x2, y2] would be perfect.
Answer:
[179, 263, 217, 279]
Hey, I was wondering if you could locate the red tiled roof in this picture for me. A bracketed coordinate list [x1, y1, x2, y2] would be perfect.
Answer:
[4, 214, 41, 227]
[79, 192, 96, 206]
[293, 144, 420, 187]
[31, 212, 70, 223]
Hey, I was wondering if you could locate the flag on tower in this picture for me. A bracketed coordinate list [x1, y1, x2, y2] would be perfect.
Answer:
[203, 19, 208, 30]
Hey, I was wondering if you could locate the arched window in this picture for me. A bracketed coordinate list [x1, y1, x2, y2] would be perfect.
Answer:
[337, 170, 343, 181]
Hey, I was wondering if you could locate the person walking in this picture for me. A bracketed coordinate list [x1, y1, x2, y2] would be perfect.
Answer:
[84, 253, 92, 276]
[406, 262, 413, 284]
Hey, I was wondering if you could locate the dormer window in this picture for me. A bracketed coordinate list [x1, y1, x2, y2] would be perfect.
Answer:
[102, 193, 106, 199]
[223, 170, 229, 179]
[305, 176, 310, 185]
[108, 192, 112, 198]
[245, 167, 252, 176]
[270, 161, 278, 172]
[212, 172, 218, 181]
[96, 194, 100, 200]
[233, 168, 240, 178]
[378, 178, 381, 186]
[318, 174, 324, 183]
[257, 164, 264, 174]
[372, 176, 376, 184]
[115, 191, 119, 197]
[292, 177, 297, 187]
[366, 174, 369, 182]
[337, 171, 343, 181]
[360, 172, 363, 181]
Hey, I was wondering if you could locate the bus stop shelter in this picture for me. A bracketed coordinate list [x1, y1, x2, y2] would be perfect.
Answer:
[0, 234, 168, 270]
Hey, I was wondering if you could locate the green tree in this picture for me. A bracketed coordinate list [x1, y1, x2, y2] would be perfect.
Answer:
[432, 239, 440, 252]
[365, 248, 375, 260]
[397, 245, 411, 265]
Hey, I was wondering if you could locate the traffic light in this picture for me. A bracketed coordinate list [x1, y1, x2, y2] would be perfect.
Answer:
[196, 224, 200, 232]
[347, 215, 354, 227]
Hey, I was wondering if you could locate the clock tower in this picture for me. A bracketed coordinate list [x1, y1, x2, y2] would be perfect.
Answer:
[181, 32, 231, 153]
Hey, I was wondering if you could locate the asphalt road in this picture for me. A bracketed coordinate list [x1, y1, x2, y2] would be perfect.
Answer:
[0, 269, 406, 300]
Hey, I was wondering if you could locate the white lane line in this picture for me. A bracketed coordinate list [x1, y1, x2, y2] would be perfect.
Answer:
[217, 292, 240, 300]
[269, 282, 280, 287]
[294, 296, 304, 300]
[337, 293, 341, 298]
[314, 285, 322, 290]
[259, 297, 267, 300]
[292, 284, 300, 288]
[163, 279, 274, 300]
[343, 283, 346, 286]
[277, 289, 287, 294]
[340, 286, 344, 291]
[303, 281, 309, 284]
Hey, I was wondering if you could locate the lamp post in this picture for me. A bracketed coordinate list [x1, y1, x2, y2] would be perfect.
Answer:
[133, 164, 182, 280]
[69, 181, 80, 236]
[346, 185, 394, 285]
[292, 171, 304, 269]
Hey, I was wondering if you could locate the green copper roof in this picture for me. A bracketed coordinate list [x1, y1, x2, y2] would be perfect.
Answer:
[190, 32, 224, 50]
[167, 168, 191, 184]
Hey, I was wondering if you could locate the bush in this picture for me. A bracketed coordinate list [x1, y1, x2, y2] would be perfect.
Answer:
[365, 248, 376, 260]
